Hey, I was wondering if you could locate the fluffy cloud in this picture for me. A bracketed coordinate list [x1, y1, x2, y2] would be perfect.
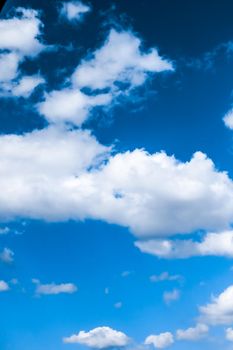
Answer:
[1, 132, 233, 247]
[135, 231, 233, 259]
[0, 280, 10, 292]
[163, 289, 180, 305]
[61, 1, 91, 22]
[226, 328, 233, 341]
[176, 323, 209, 341]
[199, 285, 233, 325]
[38, 89, 111, 125]
[0, 126, 109, 221]
[33, 280, 77, 295]
[63, 326, 130, 348]
[0, 248, 14, 263]
[72, 29, 173, 90]
[39, 29, 173, 126]
[0, 8, 46, 97]
[0, 8, 44, 55]
[145, 332, 174, 349]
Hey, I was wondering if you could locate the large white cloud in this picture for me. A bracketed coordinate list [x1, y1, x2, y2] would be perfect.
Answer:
[1, 132, 233, 246]
[145, 332, 174, 349]
[135, 231, 233, 259]
[199, 285, 233, 325]
[39, 29, 173, 126]
[0, 126, 109, 221]
[63, 326, 130, 348]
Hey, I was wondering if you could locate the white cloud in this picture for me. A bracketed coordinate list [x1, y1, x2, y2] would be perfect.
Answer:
[0, 52, 21, 82]
[163, 289, 180, 305]
[0, 248, 14, 263]
[226, 328, 233, 342]
[33, 280, 77, 295]
[11, 75, 45, 97]
[39, 29, 173, 126]
[1, 74, 45, 98]
[71, 150, 233, 238]
[0, 126, 109, 221]
[223, 109, 233, 130]
[63, 326, 130, 348]
[0, 8, 46, 97]
[150, 272, 181, 283]
[145, 332, 174, 349]
[0, 280, 10, 292]
[176, 323, 209, 341]
[0, 7, 44, 56]
[72, 29, 173, 90]
[135, 231, 233, 259]
[61, 1, 91, 22]
[199, 285, 233, 325]
[38, 89, 111, 126]
[1, 132, 233, 253]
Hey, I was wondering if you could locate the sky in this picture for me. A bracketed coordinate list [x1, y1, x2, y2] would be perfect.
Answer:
[1, 0, 233, 349]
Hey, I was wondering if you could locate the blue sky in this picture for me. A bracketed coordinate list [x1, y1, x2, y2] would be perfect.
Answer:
[1, 0, 233, 349]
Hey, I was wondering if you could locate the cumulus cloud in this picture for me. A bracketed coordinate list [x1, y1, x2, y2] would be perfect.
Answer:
[226, 328, 233, 342]
[135, 231, 233, 259]
[0, 280, 10, 292]
[0, 8, 46, 97]
[39, 29, 173, 126]
[72, 29, 173, 90]
[33, 279, 77, 295]
[0, 126, 109, 221]
[38, 89, 111, 125]
[1, 131, 233, 252]
[150, 272, 181, 283]
[176, 323, 209, 341]
[0, 8, 44, 55]
[69, 150, 233, 237]
[199, 285, 233, 325]
[163, 289, 180, 305]
[145, 332, 174, 349]
[61, 1, 91, 22]
[0, 248, 14, 263]
[63, 326, 130, 348]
